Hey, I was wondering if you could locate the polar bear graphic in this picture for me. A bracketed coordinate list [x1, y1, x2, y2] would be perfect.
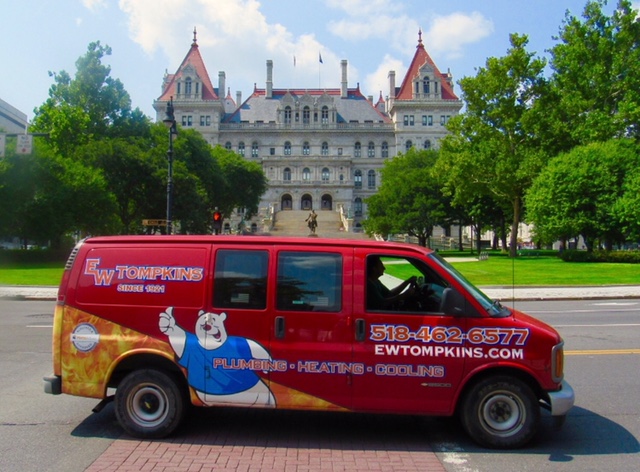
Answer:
[159, 307, 275, 407]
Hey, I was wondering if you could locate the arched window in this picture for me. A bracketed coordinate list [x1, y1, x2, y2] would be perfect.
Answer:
[354, 170, 362, 189]
[367, 170, 376, 189]
[303, 106, 310, 124]
[423, 76, 430, 94]
[302, 167, 311, 181]
[322, 167, 330, 182]
[284, 141, 291, 155]
[303, 142, 310, 155]
[225, 141, 232, 150]
[252, 142, 259, 157]
[354, 142, 361, 158]
[381, 141, 388, 158]
[423, 139, 431, 150]
[238, 142, 245, 156]
[354, 197, 363, 216]
[405, 140, 413, 151]
[367, 142, 375, 158]
[283, 167, 291, 181]
[284, 106, 292, 124]
[321, 106, 329, 124]
[321, 142, 329, 156]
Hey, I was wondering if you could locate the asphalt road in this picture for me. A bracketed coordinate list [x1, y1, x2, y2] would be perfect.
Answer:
[1, 298, 638, 471]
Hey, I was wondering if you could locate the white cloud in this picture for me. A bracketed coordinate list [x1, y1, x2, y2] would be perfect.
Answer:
[82, 0, 108, 12]
[364, 54, 405, 100]
[425, 12, 494, 59]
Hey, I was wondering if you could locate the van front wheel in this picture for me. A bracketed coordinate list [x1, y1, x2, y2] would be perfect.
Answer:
[460, 376, 539, 449]
[115, 369, 185, 439]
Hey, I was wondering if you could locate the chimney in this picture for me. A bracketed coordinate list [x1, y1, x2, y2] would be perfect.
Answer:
[266, 60, 273, 99]
[218, 71, 226, 101]
[341, 60, 348, 98]
[389, 71, 396, 99]
[236, 91, 242, 105]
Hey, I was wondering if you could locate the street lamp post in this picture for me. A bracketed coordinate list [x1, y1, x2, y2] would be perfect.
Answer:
[162, 97, 177, 234]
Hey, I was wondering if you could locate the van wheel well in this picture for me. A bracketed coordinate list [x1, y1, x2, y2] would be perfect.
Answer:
[108, 354, 186, 392]
[457, 367, 545, 414]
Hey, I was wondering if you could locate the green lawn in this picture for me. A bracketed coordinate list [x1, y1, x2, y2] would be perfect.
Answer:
[0, 257, 638, 287]
[385, 256, 640, 287]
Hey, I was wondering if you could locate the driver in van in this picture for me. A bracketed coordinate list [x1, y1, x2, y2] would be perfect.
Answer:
[366, 256, 417, 310]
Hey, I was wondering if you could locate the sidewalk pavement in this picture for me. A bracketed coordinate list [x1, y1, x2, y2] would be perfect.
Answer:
[1, 284, 638, 301]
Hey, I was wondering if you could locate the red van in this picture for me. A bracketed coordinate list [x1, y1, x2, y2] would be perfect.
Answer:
[44, 235, 573, 448]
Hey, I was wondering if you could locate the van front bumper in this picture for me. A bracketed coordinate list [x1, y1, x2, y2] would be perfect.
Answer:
[548, 380, 575, 416]
[44, 374, 61, 395]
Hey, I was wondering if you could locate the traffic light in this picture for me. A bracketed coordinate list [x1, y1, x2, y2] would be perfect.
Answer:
[213, 210, 222, 234]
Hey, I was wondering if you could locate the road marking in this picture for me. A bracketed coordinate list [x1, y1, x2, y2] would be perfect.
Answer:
[566, 349, 640, 356]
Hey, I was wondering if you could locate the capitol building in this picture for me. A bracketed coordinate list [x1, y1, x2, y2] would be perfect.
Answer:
[153, 30, 462, 235]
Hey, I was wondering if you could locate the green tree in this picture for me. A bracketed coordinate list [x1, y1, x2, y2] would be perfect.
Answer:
[440, 34, 549, 257]
[215, 146, 268, 221]
[364, 149, 449, 247]
[549, 0, 640, 145]
[525, 139, 639, 250]
[31, 41, 150, 156]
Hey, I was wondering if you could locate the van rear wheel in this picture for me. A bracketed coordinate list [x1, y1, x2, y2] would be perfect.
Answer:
[460, 376, 539, 449]
[115, 369, 185, 438]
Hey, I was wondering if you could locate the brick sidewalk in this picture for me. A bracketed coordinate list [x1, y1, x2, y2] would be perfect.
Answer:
[85, 408, 447, 472]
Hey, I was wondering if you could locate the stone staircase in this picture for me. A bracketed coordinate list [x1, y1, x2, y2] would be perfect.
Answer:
[270, 210, 371, 239]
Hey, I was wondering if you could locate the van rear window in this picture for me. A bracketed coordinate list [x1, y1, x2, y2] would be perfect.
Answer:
[213, 250, 268, 309]
[276, 252, 342, 312]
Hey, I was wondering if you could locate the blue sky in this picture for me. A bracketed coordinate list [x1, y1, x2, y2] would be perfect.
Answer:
[1, 0, 633, 122]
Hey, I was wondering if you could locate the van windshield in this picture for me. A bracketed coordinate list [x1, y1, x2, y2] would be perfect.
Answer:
[428, 253, 509, 317]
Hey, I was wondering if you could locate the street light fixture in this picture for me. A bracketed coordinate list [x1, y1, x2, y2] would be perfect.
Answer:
[162, 96, 177, 234]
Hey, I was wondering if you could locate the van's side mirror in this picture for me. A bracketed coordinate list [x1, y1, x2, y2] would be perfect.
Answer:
[440, 287, 466, 316]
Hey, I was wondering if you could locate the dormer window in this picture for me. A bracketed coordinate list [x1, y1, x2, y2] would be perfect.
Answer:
[423, 76, 430, 94]
[185, 78, 192, 95]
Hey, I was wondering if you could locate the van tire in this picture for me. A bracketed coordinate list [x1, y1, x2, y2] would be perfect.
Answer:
[115, 369, 185, 439]
[460, 376, 539, 449]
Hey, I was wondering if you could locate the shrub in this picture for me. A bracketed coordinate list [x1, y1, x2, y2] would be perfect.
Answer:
[559, 249, 640, 263]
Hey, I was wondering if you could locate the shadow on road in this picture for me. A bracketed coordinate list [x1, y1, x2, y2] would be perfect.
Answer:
[71, 403, 638, 458]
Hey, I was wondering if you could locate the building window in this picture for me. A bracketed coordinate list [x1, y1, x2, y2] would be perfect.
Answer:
[182, 115, 193, 127]
[284, 141, 291, 156]
[423, 77, 430, 94]
[284, 106, 292, 124]
[225, 141, 232, 150]
[354, 142, 361, 158]
[322, 167, 330, 182]
[338, 147, 343, 156]
[185, 78, 192, 95]
[303, 167, 311, 181]
[270, 147, 276, 156]
[367, 142, 375, 158]
[440, 115, 446, 126]
[381, 142, 388, 158]
[423, 139, 431, 150]
[403, 115, 409, 126]
[321, 106, 329, 124]
[354, 197, 362, 216]
[252, 142, 259, 157]
[367, 170, 376, 189]
[283, 167, 291, 181]
[303, 142, 310, 155]
[354, 170, 362, 189]
[303, 106, 310, 124]
[428, 115, 433, 126]
[321, 142, 329, 156]
[238, 142, 245, 156]
[405, 140, 412, 151]
[409, 115, 414, 126]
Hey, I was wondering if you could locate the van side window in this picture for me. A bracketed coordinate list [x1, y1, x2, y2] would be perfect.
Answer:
[277, 252, 342, 312]
[213, 250, 268, 309]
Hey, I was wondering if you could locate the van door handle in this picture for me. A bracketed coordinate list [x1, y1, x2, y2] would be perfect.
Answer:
[275, 316, 285, 339]
[355, 318, 365, 341]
